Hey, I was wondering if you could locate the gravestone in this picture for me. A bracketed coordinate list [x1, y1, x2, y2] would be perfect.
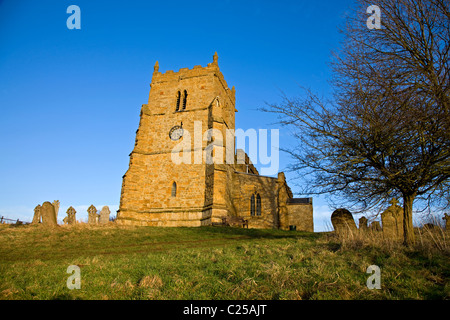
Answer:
[63, 206, 77, 225]
[52, 200, 60, 221]
[41, 201, 58, 226]
[369, 220, 382, 232]
[422, 223, 436, 231]
[331, 208, 357, 235]
[87, 205, 98, 224]
[99, 206, 110, 224]
[359, 216, 369, 232]
[443, 213, 449, 232]
[381, 211, 396, 236]
[381, 198, 403, 239]
[32, 204, 42, 224]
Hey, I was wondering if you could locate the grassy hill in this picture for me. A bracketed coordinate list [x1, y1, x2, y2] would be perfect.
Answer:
[0, 223, 448, 300]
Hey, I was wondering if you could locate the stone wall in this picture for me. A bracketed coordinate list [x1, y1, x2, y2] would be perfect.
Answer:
[230, 171, 278, 229]
[286, 200, 314, 232]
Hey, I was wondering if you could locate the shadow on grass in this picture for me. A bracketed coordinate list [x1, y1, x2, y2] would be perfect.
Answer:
[52, 293, 83, 300]
[198, 225, 323, 241]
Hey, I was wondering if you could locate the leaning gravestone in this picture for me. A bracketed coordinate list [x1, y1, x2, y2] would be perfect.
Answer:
[63, 206, 77, 225]
[87, 205, 98, 224]
[52, 200, 60, 221]
[331, 208, 357, 236]
[99, 206, 110, 224]
[41, 201, 58, 226]
[32, 204, 42, 224]
[381, 198, 403, 239]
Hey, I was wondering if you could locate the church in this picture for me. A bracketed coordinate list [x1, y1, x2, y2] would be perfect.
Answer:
[116, 53, 314, 231]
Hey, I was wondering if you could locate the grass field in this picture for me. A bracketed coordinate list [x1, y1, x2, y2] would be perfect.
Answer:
[0, 223, 448, 300]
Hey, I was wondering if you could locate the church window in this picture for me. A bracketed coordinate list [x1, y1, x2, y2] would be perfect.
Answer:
[250, 194, 255, 216]
[176, 91, 181, 111]
[256, 194, 261, 216]
[250, 193, 261, 216]
[171, 182, 177, 197]
[182, 90, 188, 110]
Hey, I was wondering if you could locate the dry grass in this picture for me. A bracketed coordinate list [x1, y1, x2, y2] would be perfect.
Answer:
[0, 224, 448, 299]
[328, 224, 449, 255]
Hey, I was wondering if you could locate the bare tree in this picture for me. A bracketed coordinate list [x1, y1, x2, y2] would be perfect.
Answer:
[264, 0, 449, 246]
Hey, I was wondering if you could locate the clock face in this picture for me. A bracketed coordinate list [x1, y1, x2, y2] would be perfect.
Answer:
[169, 125, 183, 140]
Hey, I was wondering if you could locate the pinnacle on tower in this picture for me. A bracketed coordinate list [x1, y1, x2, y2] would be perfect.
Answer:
[154, 60, 159, 73]
[213, 52, 218, 65]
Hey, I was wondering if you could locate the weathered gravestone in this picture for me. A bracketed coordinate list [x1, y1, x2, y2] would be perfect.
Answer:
[381, 210, 397, 236]
[443, 213, 449, 233]
[359, 216, 369, 232]
[381, 198, 403, 239]
[52, 200, 60, 221]
[87, 205, 98, 224]
[422, 223, 437, 231]
[369, 220, 382, 232]
[99, 206, 110, 224]
[63, 206, 77, 225]
[32, 204, 42, 224]
[331, 208, 357, 235]
[41, 201, 58, 226]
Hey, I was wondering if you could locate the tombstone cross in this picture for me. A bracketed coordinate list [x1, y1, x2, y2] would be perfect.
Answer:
[389, 198, 399, 207]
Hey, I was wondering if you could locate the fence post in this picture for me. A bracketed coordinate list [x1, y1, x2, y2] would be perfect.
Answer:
[0, 216, 3, 223]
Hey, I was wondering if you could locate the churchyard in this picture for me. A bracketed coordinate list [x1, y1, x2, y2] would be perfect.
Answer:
[0, 222, 448, 300]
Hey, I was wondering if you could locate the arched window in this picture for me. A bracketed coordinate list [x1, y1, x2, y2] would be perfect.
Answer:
[256, 194, 261, 216]
[182, 90, 188, 110]
[250, 193, 261, 216]
[250, 194, 255, 216]
[176, 91, 181, 111]
[171, 182, 177, 197]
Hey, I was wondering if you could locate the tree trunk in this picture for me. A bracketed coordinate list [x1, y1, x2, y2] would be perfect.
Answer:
[402, 193, 416, 246]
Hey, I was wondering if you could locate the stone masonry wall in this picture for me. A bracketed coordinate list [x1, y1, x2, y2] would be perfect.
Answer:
[286, 204, 314, 232]
[231, 172, 279, 229]
[118, 54, 237, 226]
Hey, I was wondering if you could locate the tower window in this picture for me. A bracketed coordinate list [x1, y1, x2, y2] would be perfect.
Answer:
[176, 91, 181, 111]
[182, 90, 188, 110]
[171, 182, 177, 197]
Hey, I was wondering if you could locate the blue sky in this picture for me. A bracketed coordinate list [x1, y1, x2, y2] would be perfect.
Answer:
[0, 0, 357, 230]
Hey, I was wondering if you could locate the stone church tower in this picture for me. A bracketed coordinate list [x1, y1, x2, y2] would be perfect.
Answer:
[117, 53, 314, 231]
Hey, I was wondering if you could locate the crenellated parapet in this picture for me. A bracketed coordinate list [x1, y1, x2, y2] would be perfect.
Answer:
[149, 52, 236, 111]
